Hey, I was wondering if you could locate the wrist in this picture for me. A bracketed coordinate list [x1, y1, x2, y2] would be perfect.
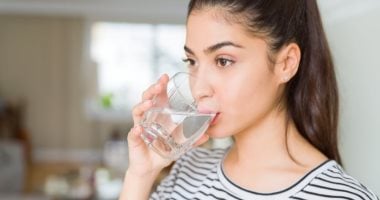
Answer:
[125, 167, 161, 182]
[119, 169, 161, 200]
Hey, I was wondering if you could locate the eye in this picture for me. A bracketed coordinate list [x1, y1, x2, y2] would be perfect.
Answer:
[216, 57, 234, 68]
[182, 58, 197, 67]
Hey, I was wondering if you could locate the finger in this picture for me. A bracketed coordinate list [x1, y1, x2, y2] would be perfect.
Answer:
[158, 74, 169, 85]
[142, 83, 161, 101]
[132, 100, 153, 123]
[127, 125, 144, 148]
[157, 74, 169, 96]
[193, 134, 210, 147]
[141, 74, 169, 101]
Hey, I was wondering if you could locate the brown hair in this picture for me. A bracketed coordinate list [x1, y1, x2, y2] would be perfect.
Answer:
[188, 0, 341, 164]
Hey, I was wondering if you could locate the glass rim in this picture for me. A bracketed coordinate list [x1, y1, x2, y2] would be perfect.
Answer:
[152, 72, 198, 110]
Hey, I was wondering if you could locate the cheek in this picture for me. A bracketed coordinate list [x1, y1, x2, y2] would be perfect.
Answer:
[218, 69, 279, 125]
[223, 71, 275, 107]
[223, 78, 261, 111]
[206, 74, 279, 137]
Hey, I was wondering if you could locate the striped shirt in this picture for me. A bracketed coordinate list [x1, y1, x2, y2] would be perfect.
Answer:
[150, 147, 379, 200]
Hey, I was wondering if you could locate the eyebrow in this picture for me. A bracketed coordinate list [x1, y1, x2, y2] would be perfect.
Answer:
[184, 41, 243, 55]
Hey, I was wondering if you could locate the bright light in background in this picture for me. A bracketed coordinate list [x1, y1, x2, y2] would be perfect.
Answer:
[90, 22, 186, 115]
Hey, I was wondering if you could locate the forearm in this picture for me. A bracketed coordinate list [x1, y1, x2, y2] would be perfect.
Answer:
[119, 169, 160, 200]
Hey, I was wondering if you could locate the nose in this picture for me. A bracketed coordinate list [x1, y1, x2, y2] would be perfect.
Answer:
[190, 72, 213, 103]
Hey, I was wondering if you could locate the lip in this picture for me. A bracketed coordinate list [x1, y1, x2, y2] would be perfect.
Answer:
[197, 107, 220, 125]
[198, 108, 217, 115]
[210, 112, 220, 126]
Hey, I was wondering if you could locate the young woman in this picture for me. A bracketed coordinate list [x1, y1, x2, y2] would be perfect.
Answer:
[120, 0, 379, 199]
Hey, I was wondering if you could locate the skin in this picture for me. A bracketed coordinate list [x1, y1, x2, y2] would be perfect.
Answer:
[120, 7, 328, 199]
[185, 9, 327, 192]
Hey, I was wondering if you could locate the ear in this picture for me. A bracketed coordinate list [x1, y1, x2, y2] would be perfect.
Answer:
[274, 43, 301, 84]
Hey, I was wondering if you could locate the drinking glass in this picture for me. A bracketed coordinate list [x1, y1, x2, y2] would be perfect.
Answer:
[140, 72, 216, 160]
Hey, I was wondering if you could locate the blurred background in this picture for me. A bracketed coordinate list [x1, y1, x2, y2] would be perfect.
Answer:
[0, 0, 379, 199]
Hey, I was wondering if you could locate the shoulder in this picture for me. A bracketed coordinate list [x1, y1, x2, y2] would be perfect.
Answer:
[150, 147, 229, 199]
[179, 147, 228, 163]
[299, 161, 379, 200]
[171, 147, 228, 174]
[166, 147, 228, 176]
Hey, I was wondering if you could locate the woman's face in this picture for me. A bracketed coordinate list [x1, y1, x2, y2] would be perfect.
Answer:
[185, 9, 283, 138]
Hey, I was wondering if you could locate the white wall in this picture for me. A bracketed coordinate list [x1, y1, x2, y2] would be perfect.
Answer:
[0, 15, 93, 149]
[320, 1, 380, 194]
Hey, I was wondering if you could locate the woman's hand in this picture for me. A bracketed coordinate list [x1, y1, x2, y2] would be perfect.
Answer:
[126, 74, 173, 177]
[120, 74, 210, 200]
[119, 74, 172, 200]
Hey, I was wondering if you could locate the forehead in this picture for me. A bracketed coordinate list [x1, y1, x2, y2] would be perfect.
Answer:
[186, 9, 250, 47]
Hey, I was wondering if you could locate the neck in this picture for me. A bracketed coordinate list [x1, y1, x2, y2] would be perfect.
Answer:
[222, 108, 328, 192]
[228, 108, 294, 168]
[225, 107, 327, 170]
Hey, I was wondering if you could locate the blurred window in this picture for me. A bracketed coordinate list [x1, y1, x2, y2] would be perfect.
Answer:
[89, 22, 186, 118]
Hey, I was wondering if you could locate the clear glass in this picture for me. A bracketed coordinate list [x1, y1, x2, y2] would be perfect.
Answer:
[140, 72, 216, 160]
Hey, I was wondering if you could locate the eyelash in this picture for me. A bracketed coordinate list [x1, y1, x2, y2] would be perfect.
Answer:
[182, 58, 196, 67]
[182, 56, 235, 69]
[215, 57, 235, 68]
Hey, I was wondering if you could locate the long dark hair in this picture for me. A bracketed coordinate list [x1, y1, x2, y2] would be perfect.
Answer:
[188, 0, 341, 164]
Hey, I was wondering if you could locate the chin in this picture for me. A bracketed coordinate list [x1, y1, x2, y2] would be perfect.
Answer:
[205, 126, 232, 138]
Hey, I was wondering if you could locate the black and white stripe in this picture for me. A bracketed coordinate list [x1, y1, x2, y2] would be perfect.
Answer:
[150, 148, 378, 200]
